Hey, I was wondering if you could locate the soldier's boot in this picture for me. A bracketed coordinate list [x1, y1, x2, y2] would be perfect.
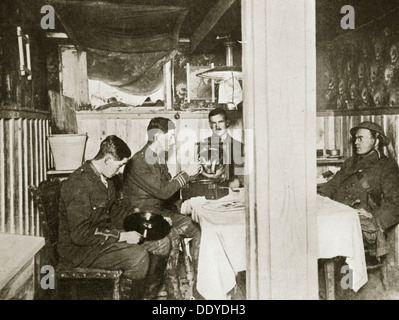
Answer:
[142, 254, 167, 300]
[162, 244, 182, 300]
[164, 272, 183, 300]
[160, 229, 183, 300]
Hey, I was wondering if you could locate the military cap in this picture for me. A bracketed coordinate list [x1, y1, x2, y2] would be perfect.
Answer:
[350, 121, 390, 146]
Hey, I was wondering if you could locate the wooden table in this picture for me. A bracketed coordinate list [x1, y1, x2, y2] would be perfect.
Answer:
[181, 189, 246, 300]
[0, 233, 45, 299]
[317, 195, 368, 300]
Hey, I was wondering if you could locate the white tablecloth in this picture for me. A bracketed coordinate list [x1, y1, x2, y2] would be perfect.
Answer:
[181, 189, 246, 300]
[317, 195, 368, 292]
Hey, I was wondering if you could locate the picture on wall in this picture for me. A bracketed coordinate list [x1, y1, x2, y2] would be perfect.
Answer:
[186, 64, 215, 102]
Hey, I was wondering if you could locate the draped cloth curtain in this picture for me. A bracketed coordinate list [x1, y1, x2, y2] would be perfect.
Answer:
[50, 1, 188, 95]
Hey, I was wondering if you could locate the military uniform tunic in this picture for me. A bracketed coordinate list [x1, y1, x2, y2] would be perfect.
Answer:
[319, 149, 399, 231]
[123, 144, 191, 214]
[58, 161, 137, 268]
[123, 144, 202, 299]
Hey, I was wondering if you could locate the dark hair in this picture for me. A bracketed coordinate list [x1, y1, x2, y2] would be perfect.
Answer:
[147, 117, 176, 142]
[93, 135, 131, 160]
[208, 108, 228, 121]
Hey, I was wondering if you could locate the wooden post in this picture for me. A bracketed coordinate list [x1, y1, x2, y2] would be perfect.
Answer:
[324, 259, 335, 300]
[0, 119, 5, 233]
[163, 60, 173, 110]
[9, 119, 15, 234]
[29, 119, 35, 236]
[242, 0, 318, 299]
[23, 119, 29, 236]
[17, 118, 23, 234]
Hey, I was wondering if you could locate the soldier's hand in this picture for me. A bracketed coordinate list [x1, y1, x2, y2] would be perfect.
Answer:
[357, 208, 373, 219]
[119, 231, 142, 244]
[228, 177, 241, 189]
[202, 166, 225, 179]
[185, 162, 202, 176]
[164, 217, 173, 226]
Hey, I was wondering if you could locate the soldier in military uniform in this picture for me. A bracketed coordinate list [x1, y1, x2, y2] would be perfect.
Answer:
[58, 135, 171, 299]
[199, 108, 245, 188]
[123, 117, 202, 299]
[318, 122, 399, 257]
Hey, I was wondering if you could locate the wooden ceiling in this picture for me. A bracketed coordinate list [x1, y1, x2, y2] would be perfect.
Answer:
[9, 0, 242, 55]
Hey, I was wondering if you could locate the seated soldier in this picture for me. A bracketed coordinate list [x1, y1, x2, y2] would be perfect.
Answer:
[198, 108, 245, 188]
[58, 135, 170, 299]
[318, 121, 399, 258]
[122, 117, 202, 299]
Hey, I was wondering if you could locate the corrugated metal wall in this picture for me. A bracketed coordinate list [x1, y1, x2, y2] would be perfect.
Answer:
[0, 115, 50, 236]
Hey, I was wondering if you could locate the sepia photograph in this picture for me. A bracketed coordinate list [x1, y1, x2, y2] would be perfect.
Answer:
[2, 0, 399, 309]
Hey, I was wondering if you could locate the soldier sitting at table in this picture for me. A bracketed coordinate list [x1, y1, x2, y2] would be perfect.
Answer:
[122, 117, 203, 299]
[198, 108, 245, 188]
[58, 135, 171, 300]
[318, 121, 399, 258]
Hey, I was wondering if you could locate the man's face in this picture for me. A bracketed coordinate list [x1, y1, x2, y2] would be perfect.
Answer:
[158, 129, 176, 152]
[103, 157, 128, 178]
[354, 128, 376, 155]
[209, 114, 228, 137]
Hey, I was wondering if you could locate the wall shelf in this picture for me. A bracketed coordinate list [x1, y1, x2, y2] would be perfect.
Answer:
[317, 158, 346, 166]
[317, 107, 399, 117]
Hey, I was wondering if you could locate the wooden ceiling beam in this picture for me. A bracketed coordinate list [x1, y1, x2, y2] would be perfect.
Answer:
[190, 0, 236, 53]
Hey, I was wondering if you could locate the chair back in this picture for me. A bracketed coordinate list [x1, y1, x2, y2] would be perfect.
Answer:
[29, 179, 62, 266]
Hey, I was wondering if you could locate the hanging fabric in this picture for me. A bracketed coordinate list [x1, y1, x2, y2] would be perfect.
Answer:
[50, 1, 188, 95]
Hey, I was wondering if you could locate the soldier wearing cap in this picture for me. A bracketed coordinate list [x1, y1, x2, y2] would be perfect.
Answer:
[318, 121, 399, 257]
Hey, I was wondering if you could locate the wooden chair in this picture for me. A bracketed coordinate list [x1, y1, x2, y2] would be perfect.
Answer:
[364, 241, 389, 290]
[29, 179, 123, 300]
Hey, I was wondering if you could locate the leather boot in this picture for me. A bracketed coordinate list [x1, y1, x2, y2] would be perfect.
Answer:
[142, 254, 167, 300]
[163, 236, 183, 300]
[164, 272, 182, 300]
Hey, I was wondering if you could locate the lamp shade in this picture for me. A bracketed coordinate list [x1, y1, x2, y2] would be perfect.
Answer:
[196, 66, 242, 81]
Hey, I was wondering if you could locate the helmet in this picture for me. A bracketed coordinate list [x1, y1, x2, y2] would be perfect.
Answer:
[350, 121, 390, 146]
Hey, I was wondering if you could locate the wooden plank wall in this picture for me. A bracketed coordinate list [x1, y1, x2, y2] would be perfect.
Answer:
[0, 116, 50, 236]
[76, 112, 243, 176]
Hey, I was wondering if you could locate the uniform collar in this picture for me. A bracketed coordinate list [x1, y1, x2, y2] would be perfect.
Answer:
[142, 144, 166, 165]
[356, 149, 381, 161]
[353, 149, 382, 168]
[211, 132, 230, 142]
[88, 160, 103, 179]
[83, 160, 107, 184]
[78, 161, 111, 190]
